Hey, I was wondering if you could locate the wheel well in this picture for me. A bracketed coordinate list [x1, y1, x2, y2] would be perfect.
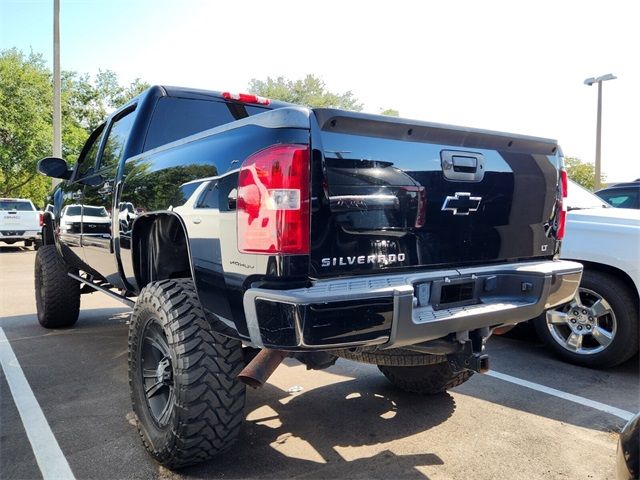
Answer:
[575, 260, 639, 303]
[42, 213, 55, 245]
[132, 213, 192, 290]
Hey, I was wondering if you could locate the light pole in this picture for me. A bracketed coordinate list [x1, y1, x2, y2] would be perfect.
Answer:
[584, 73, 616, 190]
[53, 0, 61, 159]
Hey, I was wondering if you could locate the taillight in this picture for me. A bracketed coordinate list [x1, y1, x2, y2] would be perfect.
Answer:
[557, 168, 568, 240]
[237, 144, 310, 254]
[222, 92, 270, 105]
[39, 212, 44, 227]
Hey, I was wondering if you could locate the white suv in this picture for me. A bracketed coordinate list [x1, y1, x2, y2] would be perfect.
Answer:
[535, 180, 640, 368]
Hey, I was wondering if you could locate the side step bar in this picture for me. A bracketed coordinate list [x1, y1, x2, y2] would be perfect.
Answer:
[67, 272, 135, 307]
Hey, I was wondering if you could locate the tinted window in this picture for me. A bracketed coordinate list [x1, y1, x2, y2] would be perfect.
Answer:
[179, 181, 205, 204]
[217, 174, 238, 212]
[77, 125, 105, 179]
[598, 190, 639, 209]
[196, 182, 218, 209]
[120, 203, 135, 213]
[100, 109, 135, 170]
[0, 200, 34, 211]
[65, 206, 82, 216]
[84, 206, 109, 217]
[144, 97, 268, 151]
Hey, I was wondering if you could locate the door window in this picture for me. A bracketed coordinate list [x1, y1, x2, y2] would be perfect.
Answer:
[76, 124, 105, 180]
[196, 182, 219, 209]
[99, 108, 136, 170]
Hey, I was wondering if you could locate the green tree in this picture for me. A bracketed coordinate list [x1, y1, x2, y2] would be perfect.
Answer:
[65, 70, 149, 132]
[0, 48, 149, 205]
[0, 49, 52, 203]
[565, 157, 605, 191]
[380, 108, 399, 117]
[248, 74, 364, 111]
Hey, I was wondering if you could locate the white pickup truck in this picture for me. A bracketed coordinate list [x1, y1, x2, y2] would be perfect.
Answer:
[534, 180, 639, 368]
[0, 198, 42, 250]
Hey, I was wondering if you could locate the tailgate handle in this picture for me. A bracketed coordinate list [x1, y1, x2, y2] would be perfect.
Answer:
[441, 150, 485, 182]
[452, 156, 477, 172]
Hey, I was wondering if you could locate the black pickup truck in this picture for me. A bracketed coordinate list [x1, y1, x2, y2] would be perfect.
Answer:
[36, 86, 581, 468]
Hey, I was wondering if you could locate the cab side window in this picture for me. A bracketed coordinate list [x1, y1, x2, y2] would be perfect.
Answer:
[99, 109, 136, 171]
[75, 124, 105, 180]
[196, 182, 218, 209]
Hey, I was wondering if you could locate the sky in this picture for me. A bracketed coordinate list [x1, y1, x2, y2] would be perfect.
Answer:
[1, 0, 638, 182]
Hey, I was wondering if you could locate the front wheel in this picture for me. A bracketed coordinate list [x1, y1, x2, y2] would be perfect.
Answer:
[128, 279, 246, 469]
[378, 362, 474, 395]
[534, 269, 639, 368]
[34, 245, 80, 328]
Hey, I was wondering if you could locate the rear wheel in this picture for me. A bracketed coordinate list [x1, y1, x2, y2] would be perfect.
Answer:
[378, 362, 474, 394]
[34, 245, 80, 328]
[129, 279, 246, 469]
[534, 269, 638, 368]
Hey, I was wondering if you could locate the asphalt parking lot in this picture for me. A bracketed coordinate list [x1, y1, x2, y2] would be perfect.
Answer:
[1, 247, 638, 480]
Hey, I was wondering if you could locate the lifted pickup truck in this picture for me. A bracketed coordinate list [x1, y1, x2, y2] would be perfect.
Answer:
[0, 198, 42, 249]
[36, 86, 581, 468]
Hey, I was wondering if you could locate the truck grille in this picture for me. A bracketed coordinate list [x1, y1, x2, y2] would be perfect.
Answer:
[1, 230, 26, 236]
[83, 223, 110, 234]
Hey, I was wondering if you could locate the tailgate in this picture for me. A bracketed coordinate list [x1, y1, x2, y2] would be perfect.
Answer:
[309, 109, 562, 277]
[0, 210, 39, 231]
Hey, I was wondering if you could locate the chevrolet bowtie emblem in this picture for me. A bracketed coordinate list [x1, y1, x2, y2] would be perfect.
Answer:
[441, 192, 482, 215]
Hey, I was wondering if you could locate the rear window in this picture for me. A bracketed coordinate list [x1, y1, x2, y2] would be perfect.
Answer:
[143, 97, 268, 151]
[0, 200, 34, 211]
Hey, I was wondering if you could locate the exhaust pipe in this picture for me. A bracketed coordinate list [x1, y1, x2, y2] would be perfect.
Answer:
[237, 348, 289, 388]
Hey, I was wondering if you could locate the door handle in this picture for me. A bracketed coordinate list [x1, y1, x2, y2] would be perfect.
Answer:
[192, 218, 202, 224]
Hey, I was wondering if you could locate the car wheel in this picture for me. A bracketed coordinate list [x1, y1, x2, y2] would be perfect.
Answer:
[34, 245, 80, 328]
[534, 269, 639, 368]
[129, 278, 246, 468]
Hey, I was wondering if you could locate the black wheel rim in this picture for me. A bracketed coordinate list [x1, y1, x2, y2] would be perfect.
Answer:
[140, 320, 174, 427]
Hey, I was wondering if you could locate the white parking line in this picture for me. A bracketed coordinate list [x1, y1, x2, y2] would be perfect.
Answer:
[487, 370, 634, 421]
[0, 327, 75, 480]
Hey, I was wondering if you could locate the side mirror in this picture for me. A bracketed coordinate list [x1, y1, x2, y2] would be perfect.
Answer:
[37, 157, 72, 180]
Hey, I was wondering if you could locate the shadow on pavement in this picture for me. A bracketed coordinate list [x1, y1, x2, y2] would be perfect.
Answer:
[2, 307, 637, 478]
[0, 245, 30, 253]
[0, 307, 131, 332]
[453, 324, 638, 432]
[183, 372, 453, 479]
